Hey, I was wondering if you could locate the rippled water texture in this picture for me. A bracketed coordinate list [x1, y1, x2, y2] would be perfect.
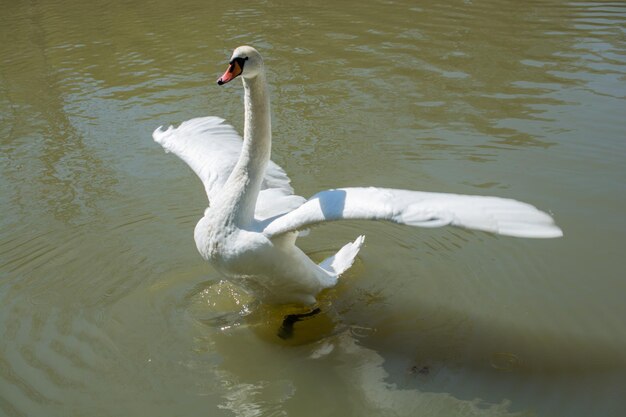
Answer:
[1, 0, 625, 416]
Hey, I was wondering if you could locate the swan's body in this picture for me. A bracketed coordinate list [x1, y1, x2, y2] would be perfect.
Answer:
[153, 46, 562, 306]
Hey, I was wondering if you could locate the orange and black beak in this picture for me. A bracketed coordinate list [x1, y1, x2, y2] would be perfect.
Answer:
[217, 57, 247, 85]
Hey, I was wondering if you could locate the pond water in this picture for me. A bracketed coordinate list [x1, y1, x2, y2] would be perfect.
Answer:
[1, 0, 625, 416]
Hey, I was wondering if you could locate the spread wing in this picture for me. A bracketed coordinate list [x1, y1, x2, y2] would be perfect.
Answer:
[153, 117, 305, 220]
[262, 187, 563, 239]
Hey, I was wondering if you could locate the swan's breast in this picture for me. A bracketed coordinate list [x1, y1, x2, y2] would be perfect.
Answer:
[194, 215, 270, 272]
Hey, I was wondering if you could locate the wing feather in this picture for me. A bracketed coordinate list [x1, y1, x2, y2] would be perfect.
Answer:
[153, 116, 305, 219]
[262, 187, 563, 239]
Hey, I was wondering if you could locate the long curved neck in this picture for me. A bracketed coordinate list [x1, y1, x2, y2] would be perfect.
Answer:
[222, 72, 271, 227]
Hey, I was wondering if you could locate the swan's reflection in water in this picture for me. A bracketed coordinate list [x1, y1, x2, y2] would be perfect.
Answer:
[185, 278, 345, 346]
[182, 261, 625, 417]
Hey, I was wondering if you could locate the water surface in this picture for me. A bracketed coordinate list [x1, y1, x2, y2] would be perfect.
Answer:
[1, 0, 625, 416]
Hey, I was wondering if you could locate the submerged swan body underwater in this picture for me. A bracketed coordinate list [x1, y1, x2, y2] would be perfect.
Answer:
[153, 45, 562, 307]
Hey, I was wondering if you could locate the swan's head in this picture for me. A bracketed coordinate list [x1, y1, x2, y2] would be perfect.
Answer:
[217, 45, 263, 85]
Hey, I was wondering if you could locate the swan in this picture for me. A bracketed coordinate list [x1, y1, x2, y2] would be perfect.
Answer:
[153, 45, 562, 308]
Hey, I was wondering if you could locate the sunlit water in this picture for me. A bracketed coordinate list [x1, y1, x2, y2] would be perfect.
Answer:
[1, 0, 625, 416]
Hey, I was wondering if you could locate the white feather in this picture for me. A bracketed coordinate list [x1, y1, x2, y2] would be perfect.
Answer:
[153, 45, 563, 307]
[262, 188, 563, 239]
[153, 116, 305, 221]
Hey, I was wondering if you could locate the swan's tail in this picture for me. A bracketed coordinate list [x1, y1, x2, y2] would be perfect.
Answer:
[319, 235, 365, 279]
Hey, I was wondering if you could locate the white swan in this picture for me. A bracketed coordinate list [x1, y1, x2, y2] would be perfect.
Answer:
[153, 45, 562, 307]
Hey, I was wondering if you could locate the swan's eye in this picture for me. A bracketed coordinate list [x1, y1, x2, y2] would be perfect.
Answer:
[217, 56, 250, 85]
[228, 57, 248, 73]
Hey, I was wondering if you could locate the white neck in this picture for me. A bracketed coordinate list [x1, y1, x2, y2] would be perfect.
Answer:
[218, 72, 271, 228]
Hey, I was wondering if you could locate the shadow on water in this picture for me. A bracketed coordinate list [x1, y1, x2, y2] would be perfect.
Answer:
[264, 293, 625, 415]
[357, 300, 626, 415]
[359, 302, 626, 376]
[186, 271, 625, 415]
[188, 269, 626, 376]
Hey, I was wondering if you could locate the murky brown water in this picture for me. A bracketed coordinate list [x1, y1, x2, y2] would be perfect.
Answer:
[1, 0, 625, 416]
